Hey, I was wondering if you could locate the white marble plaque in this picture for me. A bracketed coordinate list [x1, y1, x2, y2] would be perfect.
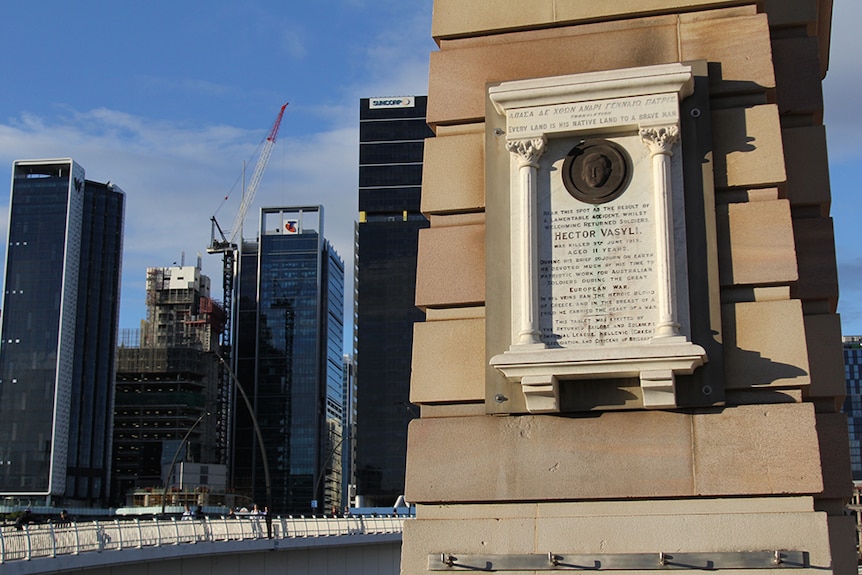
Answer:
[488, 64, 707, 412]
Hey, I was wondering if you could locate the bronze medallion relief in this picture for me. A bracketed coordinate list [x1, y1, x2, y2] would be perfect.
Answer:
[561, 139, 631, 204]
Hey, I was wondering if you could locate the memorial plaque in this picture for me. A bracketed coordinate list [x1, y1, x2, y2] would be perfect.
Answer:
[537, 136, 657, 348]
[488, 64, 706, 412]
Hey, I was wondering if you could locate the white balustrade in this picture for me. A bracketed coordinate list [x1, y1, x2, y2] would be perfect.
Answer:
[0, 515, 406, 564]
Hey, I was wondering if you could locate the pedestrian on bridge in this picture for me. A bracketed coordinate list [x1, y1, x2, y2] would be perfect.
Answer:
[14, 509, 34, 531]
[55, 510, 72, 527]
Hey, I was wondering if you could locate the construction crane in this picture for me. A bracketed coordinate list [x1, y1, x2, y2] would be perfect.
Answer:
[209, 102, 287, 347]
[208, 103, 287, 464]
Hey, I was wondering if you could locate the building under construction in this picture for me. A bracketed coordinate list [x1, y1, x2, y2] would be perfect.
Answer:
[111, 259, 226, 505]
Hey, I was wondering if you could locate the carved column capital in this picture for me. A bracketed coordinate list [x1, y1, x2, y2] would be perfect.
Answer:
[506, 136, 548, 167]
[640, 126, 679, 156]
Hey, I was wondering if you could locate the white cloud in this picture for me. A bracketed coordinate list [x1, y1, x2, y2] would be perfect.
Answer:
[278, 24, 309, 61]
[358, 4, 435, 97]
[823, 1, 862, 163]
[136, 75, 237, 100]
[0, 106, 361, 330]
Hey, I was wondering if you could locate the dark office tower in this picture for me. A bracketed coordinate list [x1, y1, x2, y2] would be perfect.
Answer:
[355, 96, 433, 506]
[0, 159, 124, 506]
[233, 206, 345, 514]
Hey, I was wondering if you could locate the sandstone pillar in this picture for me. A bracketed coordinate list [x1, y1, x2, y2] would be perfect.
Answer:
[407, 2, 853, 573]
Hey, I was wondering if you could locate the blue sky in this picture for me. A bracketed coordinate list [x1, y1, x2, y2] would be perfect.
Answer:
[823, 0, 862, 334]
[0, 1, 859, 341]
[0, 0, 435, 339]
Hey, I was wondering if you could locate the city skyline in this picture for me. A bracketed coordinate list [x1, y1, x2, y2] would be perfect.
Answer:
[0, 1, 860, 343]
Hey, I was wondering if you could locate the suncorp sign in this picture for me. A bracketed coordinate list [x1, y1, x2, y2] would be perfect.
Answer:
[369, 96, 415, 109]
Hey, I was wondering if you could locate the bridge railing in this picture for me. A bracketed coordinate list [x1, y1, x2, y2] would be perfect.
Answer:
[0, 515, 405, 563]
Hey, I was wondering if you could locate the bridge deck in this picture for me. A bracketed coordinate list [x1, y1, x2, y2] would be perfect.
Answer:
[0, 515, 404, 575]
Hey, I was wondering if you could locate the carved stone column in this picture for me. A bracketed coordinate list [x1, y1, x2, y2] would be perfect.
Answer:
[507, 136, 547, 348]
[640, 126, 683, 341]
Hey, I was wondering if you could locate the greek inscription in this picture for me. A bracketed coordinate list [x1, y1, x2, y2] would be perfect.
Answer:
[506, 94, 679, 137]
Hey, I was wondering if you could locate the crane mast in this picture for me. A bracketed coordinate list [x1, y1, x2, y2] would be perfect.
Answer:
[208, 102, 288, 464]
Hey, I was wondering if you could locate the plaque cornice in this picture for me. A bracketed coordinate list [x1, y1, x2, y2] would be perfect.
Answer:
[489, 63, 694, 116]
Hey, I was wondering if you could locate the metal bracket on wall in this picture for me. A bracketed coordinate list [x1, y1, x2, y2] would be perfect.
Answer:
[428, 550, 807, 571]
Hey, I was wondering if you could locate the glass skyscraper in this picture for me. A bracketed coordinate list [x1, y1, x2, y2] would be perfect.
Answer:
[341, 353, 356, 510]
[0, 159, 124, 505]
[843, 336, 862, 479]
[233, 206, 345, 514]
[355, 96, 433, 506]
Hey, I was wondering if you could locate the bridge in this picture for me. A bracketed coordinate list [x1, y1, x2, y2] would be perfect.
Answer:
[0, 515, 404, 575]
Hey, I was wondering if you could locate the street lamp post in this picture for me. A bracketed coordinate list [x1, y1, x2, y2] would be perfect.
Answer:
[313, 434, 345, 515]
[161, 411, 209, 516]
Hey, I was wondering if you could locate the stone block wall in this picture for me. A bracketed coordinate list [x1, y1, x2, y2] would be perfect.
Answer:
[405, 1, 853, 573]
